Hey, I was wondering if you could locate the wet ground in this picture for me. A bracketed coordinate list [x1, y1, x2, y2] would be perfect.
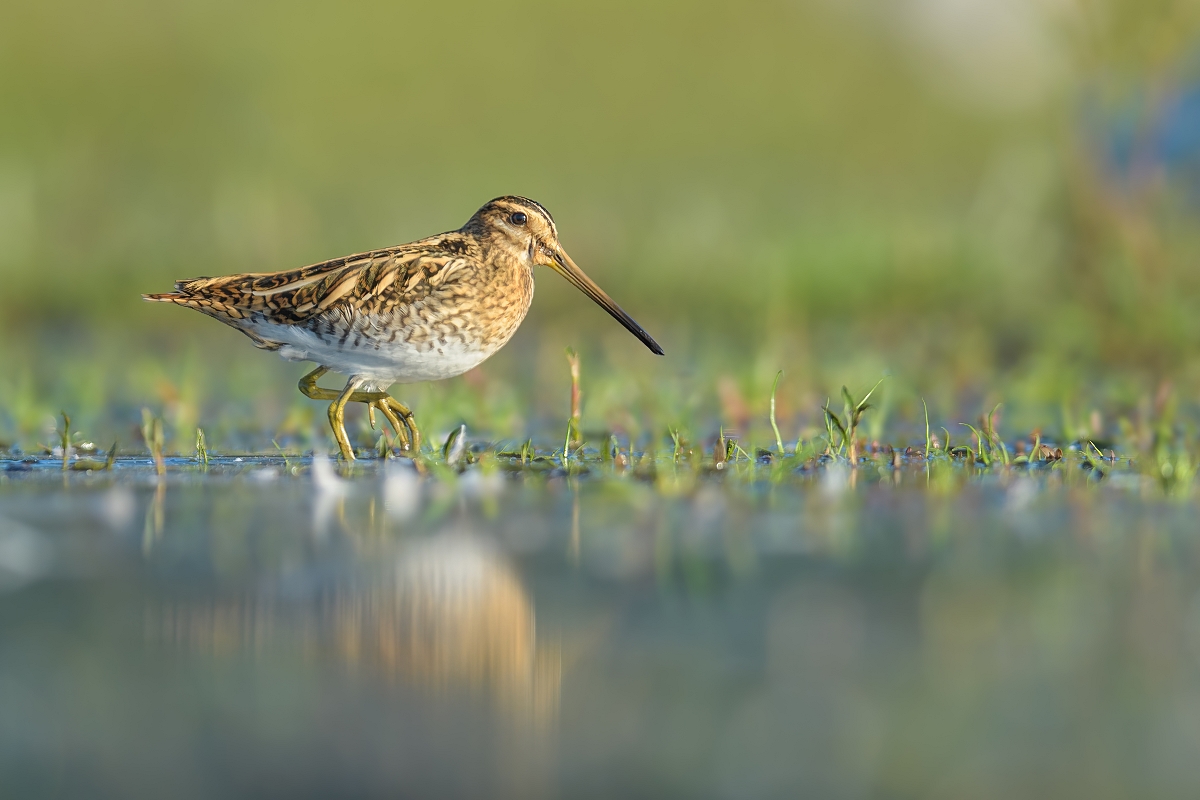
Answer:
[3, 453, 1200, 798]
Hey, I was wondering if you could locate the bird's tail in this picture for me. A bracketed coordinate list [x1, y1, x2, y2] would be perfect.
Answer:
[144, 277, 204, 304]
[143, 291, 186, 303]
[142, 284, 281, 350]
[142, 292, 223, 314]
[143, 277, 244, 315]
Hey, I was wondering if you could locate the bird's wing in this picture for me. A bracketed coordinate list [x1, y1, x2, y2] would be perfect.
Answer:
[143, 235, 473, 324]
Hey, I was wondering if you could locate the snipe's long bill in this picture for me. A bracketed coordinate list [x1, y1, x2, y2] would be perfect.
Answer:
[144, 196, 663, 461]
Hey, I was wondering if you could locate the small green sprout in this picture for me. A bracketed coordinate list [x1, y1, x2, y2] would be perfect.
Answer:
[823, 377, 885, 463]
[770, 370, 785, 456]
[443, 424, 467, 467]
[960, 423, 990, 467]
[141, 409, 165, 476]
[58, 411, 71, 471]
[195, 428, 209, 467]
[566, 347, 582, 446]
[923, 399, 931, 457]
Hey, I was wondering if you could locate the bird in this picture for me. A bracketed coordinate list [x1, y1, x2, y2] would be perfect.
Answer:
[143, 196, 664, 461]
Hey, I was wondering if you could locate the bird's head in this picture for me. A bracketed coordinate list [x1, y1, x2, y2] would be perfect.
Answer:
[465, 196, 663, 356]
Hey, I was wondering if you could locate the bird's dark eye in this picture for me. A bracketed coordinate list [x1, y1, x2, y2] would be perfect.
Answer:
[510, 211, 527, 225]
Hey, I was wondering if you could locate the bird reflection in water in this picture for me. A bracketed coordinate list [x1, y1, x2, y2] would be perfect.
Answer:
[147, 531, 560, 727]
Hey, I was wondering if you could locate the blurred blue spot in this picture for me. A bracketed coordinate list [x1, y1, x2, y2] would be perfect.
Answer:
[1083, 55, 1200, 202]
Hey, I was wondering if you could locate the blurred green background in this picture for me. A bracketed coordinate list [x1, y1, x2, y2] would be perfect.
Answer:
[3, 0, 1200, 450]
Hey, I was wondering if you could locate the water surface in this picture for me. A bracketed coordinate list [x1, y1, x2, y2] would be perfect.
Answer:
[2, 456, 1199, 798]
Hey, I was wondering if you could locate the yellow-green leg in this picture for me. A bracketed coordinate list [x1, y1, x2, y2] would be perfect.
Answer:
[299, 367, 421, 458]
[327, 377, 366, 461]
[299, 367, 385, 404]
[374, 397, 420, 453]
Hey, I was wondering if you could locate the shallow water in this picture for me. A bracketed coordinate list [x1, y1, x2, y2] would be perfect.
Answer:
[3, 455, 1200, 798]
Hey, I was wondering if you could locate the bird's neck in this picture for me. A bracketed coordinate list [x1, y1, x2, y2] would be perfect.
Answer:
[477, 239, 531, 278]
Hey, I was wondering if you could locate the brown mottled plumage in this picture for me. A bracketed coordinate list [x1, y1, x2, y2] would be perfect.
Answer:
[144, 196, 663, 461]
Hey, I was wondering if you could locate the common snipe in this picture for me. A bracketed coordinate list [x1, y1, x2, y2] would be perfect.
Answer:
[144, 196, 663, 460]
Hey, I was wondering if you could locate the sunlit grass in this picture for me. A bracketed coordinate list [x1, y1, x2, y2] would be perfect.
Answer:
[2, 334, 1198, 500]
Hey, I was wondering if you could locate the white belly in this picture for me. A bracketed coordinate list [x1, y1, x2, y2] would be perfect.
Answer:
[247, 318, 498, 386]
